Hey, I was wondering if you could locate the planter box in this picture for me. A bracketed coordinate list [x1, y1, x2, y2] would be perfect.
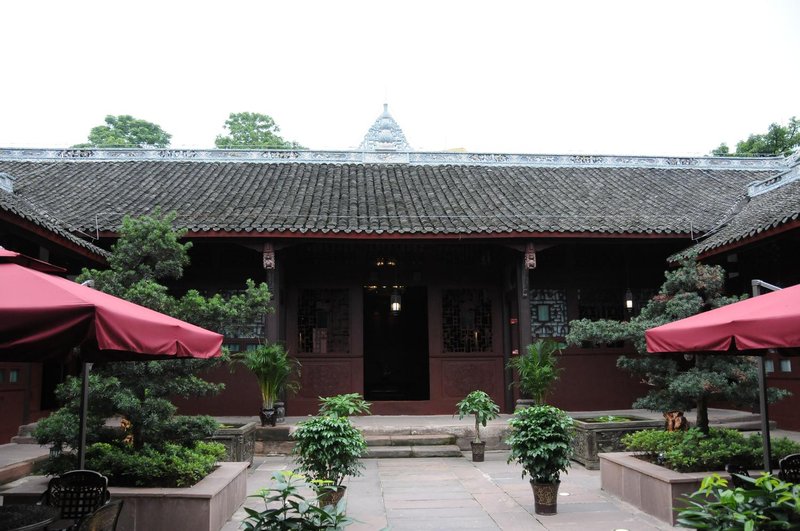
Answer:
[1, 462, 248, 531]
[600, 452, 730, 525]
[208, 422, 256, 466]
[571, 416, 662, 470]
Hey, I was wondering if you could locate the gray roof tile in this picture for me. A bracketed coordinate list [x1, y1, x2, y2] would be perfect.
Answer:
[0, 159, 780, 237]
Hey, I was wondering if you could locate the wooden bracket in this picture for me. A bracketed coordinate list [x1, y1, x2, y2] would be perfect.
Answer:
[262, 243, 275, 270]
[524, 243, 537, 270]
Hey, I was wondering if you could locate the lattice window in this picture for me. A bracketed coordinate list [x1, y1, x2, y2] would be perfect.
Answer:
[442, 289, 492, 352]
[529, 289, 569, 338]
[298, 289, 350, 353]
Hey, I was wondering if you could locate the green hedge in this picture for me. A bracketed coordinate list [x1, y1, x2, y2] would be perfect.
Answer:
[622, 428, 800, 472]
[83, 441, 226, 487]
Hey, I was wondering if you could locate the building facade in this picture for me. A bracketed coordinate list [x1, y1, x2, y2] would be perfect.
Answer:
[2, 145, 797, 428]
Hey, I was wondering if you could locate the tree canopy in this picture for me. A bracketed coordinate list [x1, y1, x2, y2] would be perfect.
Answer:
[74, 115, 172, 148]
[566, 254, 789, 434]
[712, 117, 800, 157]
[215, 112, 304, 149]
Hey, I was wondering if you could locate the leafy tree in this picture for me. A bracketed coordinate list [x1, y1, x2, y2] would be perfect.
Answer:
[74, 115, 171, 148]
[712, 117, 800, 157]
[566, 254, 790, 435]
[36, 210, 272, 457]
[215, 112, 304, 149]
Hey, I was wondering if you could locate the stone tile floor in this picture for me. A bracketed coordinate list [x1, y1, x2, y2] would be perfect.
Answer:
[222, 451, 675, 531]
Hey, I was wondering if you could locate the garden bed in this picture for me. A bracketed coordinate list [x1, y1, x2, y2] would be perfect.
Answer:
[1, 461, 248, 531]
[599, 451, 726, 525]
[571, 415, 662, 470]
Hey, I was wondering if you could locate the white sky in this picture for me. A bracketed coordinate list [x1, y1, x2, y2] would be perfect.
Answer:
[1, 1, 798, 156]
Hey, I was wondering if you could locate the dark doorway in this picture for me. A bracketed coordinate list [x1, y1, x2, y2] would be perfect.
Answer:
[364, 287, 429, 400]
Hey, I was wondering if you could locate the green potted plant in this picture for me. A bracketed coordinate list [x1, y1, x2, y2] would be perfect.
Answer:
[507, 339, 564, 408]
[506, 405, 573, 515]
[236, 342, 301, 426]
[292, 414, 367, 506]
[319, 393, 372, 417]
[455, 390, 500, 462]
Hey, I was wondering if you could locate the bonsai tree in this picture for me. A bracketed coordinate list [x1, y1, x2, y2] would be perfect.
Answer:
[566, 253, 790, 435]
[456, 390, 500, 462]
[237, 342, 301, 426]
[506, 405, 573, 514]
[507, 339, 564, 405]
[318, 393, 371, 417]
[34, 211, 273, 485]
[291, 415, 367, 499]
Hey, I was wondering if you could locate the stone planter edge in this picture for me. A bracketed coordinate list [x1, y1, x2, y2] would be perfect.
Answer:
[1, 461, 248, 531]
[599, 451, 727, 526]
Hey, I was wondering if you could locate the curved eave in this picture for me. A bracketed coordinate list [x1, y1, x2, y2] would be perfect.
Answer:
[695, 217, 800, 260]
[0, 210, 108, 264]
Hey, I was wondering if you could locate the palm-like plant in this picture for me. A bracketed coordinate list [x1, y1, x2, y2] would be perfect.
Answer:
[507, 339, 564, 405]
[237, 343, 300, 411]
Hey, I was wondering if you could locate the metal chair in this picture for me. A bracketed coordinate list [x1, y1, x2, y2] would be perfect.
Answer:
[725, 462, 751, 489]
[43, 470, 110, 530]
[77, 500, 124, 531]
[778, 453, 800, 483]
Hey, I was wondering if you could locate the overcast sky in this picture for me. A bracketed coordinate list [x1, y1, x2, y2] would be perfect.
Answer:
[1, 1, 798, 156]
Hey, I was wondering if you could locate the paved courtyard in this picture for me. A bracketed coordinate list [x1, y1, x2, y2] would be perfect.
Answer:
[223, 451, 674, 531]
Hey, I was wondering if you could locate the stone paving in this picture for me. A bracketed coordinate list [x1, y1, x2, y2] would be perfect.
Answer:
[222, 451, 675, 531]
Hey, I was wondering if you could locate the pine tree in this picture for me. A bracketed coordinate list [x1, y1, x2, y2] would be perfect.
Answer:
[566, 255, 789, 434]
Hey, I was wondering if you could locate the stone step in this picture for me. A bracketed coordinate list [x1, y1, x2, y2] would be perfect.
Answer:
[364, 433, 456, 447]
[363, 444, 463, 458]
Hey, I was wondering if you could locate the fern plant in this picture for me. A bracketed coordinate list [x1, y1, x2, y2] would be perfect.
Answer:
[507, 339, 564, 404]
[237, 343, 300, 410]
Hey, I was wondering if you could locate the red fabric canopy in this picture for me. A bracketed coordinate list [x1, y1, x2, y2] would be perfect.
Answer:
[646, 283, 800, 353]
[0, 255, 222, 363]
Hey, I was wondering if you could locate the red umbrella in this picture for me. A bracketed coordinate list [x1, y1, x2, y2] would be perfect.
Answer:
[0, 248, 223, 467]
[645, 281, 797, 471]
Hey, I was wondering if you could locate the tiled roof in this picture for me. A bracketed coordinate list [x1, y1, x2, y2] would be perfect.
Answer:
[688, 163, 800, 256]
[0, 187, 109, 258]
[0, 156, 784, 237]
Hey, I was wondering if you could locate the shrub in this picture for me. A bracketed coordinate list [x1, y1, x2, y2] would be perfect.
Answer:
[83, 441, 226, 487]
[318, 393, 371, 417]
[676, 473, 800, 530]
[292, 415, 366, 489]
[242, 471, 353, 530]
[236, 342, 301, 410]
[622, 428, 800, 472]
[506, 405, 573, 484]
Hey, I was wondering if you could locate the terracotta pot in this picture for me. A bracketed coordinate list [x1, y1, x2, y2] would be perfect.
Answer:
[470, 441, 486, 462]
[530, 480, 560, 515]
[319, 485, 347, 506]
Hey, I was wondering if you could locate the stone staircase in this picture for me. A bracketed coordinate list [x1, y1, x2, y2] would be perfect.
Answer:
[363, 432, 463, 458]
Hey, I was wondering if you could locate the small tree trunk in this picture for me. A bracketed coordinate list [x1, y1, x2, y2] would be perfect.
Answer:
[696, 396, 710, 436]
[474, 416, 481, 444]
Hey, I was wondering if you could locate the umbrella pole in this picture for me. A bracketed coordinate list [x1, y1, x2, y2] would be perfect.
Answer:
[757, 355, 772, 473]
[77, 361, 92, 470]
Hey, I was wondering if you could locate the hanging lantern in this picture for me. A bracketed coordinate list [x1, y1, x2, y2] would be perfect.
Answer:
[624, 288, 634, 311]
[390, 290, 402, 316]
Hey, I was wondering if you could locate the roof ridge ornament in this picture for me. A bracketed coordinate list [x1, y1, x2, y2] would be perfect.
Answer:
[359, 104, 412, 152]
[0, 148, 788, 170]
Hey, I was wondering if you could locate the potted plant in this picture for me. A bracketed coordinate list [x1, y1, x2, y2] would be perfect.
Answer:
[236, 342, 301, 426]
[291, 414, 367, 506]
[319, 393, 372, 417]
[506, 405, 573, 515]
[507, 339, 564, 408]
[455, 390, 500, 462]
